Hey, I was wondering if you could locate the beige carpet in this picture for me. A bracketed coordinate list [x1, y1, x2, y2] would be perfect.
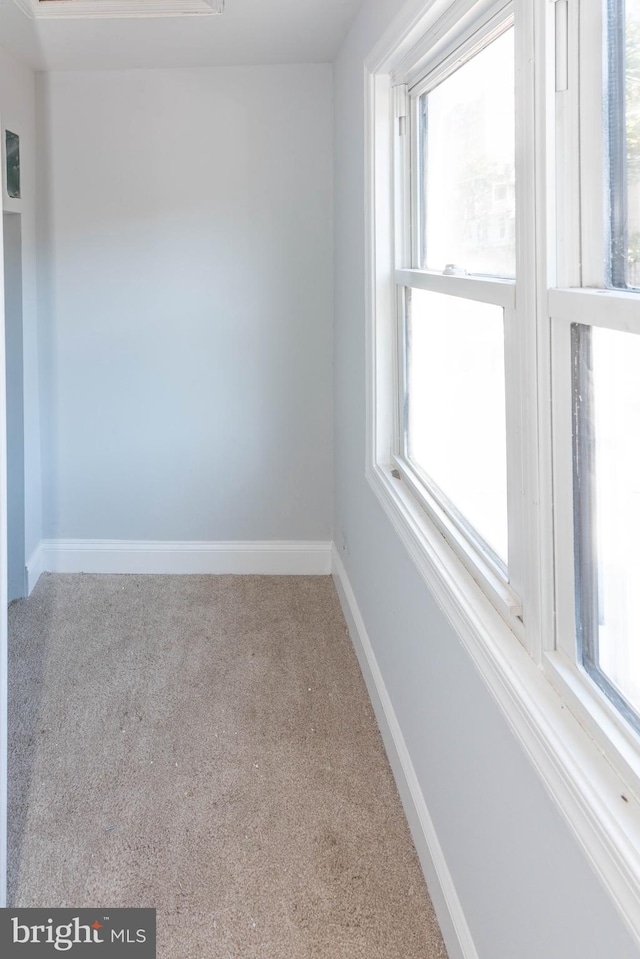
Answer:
[8, 573, 448, 958]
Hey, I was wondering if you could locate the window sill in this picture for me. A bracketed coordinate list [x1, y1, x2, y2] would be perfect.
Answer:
[366, 458, 640, 947]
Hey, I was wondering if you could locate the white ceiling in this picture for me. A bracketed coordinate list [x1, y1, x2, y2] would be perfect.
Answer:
[0, 0, 363, 71]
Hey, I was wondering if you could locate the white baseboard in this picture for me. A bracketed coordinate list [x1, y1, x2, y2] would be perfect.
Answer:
[26, 542, 44, 596]
[331, 546, 478, 959]
[27, 540, 332, 589]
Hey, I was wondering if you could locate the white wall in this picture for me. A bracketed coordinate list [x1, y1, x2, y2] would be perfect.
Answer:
[37, 65, 333, 542]
[333, 2, 640, 958]
[0, 43, 42, 573]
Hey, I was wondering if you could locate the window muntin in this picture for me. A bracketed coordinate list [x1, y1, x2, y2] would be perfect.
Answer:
[405, 289, 508, 565]
[419, 27, 516, 276]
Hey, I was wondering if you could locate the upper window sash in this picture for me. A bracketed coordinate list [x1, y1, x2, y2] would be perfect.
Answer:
[412, 23, 516, 277]
[399, 14, 516, 280]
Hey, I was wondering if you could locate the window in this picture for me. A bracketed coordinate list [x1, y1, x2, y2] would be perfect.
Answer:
[366, 0, 640, 942]
[392, 14, 523, 621]
[553, 0, 640, 741]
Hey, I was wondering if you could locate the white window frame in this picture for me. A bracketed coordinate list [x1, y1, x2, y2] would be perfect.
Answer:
[365, 0, 640, 945]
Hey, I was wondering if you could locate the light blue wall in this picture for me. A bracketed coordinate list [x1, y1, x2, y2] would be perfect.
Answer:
[0, 45, 42, 573]
[3, 212, 25, 600]
[38, 65, 333, 542]
[333, 1, 640, 957]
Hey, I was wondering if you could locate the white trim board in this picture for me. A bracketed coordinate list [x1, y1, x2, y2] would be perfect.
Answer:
[12, 0, 223, 20]
[25, 541, 44, 596]
[331, 546, 478, 959]
[26, 540, 331, 591]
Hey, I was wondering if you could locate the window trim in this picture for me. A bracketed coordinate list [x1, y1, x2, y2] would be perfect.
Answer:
[364, 0, 640, 946]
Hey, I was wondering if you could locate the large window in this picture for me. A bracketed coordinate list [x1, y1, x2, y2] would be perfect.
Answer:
[367, 0, 640, 940]
[391, 0, 640, 752]
[563, 0, 640, 735]
[393, 16, 521, 619]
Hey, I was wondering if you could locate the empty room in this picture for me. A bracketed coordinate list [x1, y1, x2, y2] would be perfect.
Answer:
[0, 0, 640, 956]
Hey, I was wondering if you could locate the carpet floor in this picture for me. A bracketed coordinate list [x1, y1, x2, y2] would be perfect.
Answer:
[8, 573, 448, 958]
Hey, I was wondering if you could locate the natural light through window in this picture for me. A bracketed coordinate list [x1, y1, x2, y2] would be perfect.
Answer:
[420, 28, 515, 276]
[568, 0, 640, 732]
[406, 290, 508, 564]
[574, 324, 640, 726]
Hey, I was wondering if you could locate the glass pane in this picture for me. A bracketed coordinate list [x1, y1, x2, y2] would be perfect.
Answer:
[406, 288, 508, 564]
[420, 27, 515, 276]
[573, 324, 640, 724]
[610, 0, 640, 286]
